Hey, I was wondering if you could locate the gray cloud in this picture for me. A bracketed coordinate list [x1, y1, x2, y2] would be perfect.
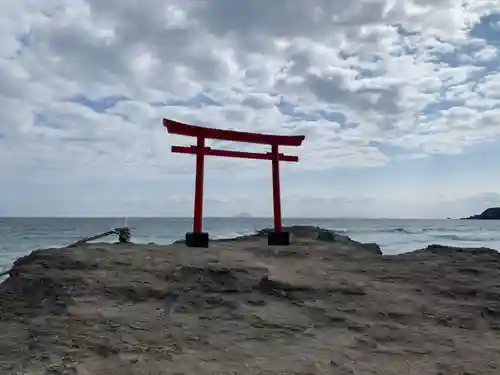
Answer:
[1, 0, 500, 216]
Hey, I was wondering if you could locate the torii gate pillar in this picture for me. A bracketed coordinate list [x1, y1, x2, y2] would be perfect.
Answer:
[164, 118, 305, 247]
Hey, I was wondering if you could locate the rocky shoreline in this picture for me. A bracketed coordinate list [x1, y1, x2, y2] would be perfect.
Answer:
[1, 226, 500, 374]
[462, 207, 500, 220]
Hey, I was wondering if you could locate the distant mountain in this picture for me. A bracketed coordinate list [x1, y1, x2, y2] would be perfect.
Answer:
[462, 207, 500, 220]
[232, 212, 253, 218]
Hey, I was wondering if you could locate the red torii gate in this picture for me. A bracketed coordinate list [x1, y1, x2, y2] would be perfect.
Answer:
[163, 118, 305, 247]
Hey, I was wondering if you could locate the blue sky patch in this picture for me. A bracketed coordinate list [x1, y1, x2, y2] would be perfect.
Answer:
[471, 13, 500, 46]
[70, 95, 127, 113]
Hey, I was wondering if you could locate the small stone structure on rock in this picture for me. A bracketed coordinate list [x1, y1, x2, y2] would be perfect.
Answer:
[65, 227, 131, 248]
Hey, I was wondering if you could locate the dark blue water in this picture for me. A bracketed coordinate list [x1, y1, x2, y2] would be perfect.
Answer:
[2, 217, 500, 273]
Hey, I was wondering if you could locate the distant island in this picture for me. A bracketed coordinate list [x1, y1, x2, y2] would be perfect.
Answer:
[232, 212, 253, 218]
[462, 207, 500, 220]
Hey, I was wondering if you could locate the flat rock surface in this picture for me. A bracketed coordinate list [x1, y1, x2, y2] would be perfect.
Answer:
[1, 229, 500, 374]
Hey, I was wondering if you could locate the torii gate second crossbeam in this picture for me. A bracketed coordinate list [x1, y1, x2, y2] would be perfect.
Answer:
[163, 118, 305, 247]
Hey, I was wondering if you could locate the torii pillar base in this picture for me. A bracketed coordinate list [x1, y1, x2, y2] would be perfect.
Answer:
[268, 231, 290, 246]
[185, 232, 209, 248]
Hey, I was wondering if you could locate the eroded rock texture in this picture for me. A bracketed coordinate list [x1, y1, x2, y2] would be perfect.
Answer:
[1, 227, 499, 374]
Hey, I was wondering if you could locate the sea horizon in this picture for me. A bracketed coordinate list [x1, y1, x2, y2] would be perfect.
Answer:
[0, 216, 465, 220]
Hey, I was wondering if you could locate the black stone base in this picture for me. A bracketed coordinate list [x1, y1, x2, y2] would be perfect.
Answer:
[117, 227, 131, 243]
[267, 231, 291, 246]
[185, 232, 209, 248]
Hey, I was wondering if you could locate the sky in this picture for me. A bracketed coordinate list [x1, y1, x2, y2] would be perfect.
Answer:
[2, 0, 500, 218]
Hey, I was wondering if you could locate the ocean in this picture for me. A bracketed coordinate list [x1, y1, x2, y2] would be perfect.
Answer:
[1, 217, 500, 274]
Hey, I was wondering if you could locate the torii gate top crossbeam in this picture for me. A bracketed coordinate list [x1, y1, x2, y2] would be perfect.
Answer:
[163, 118, 305, 146]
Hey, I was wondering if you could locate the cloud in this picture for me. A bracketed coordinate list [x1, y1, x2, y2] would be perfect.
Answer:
[1, 1, 500, 216]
